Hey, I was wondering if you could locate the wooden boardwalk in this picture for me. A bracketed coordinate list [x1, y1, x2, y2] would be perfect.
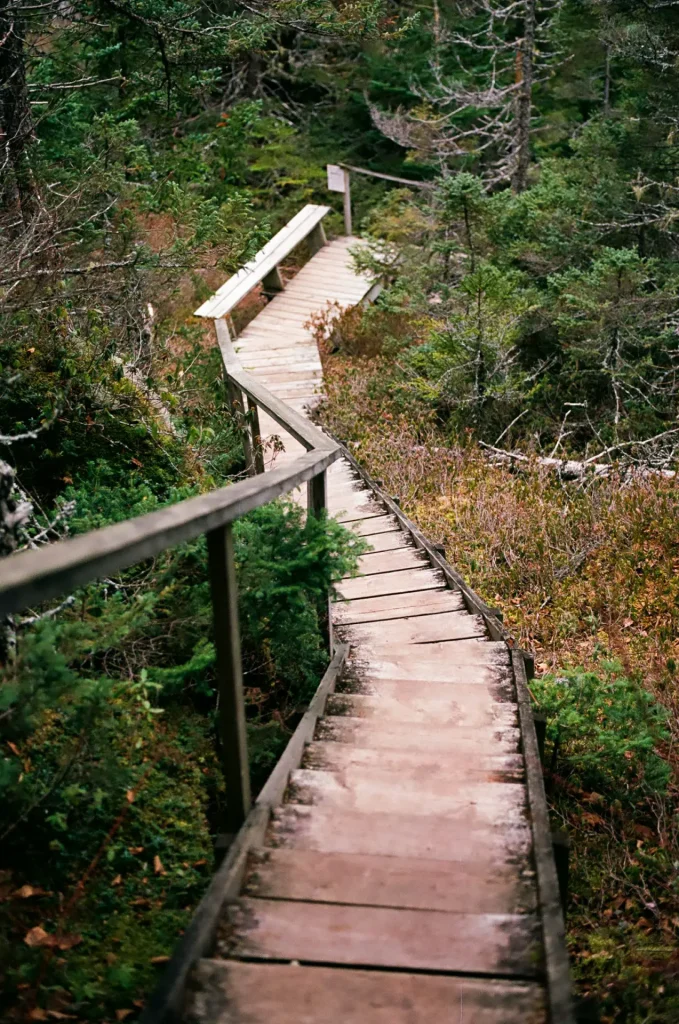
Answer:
[186, 225, 572, 1022]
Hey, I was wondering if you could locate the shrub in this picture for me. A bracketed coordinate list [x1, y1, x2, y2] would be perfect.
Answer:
[532, 661, 670, 800]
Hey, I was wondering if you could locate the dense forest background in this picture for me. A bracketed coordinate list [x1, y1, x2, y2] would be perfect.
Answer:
[2, 0, 679, 1021]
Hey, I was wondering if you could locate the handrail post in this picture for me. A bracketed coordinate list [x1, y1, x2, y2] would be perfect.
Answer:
[307, 470, 333, 654]
[228, 383, 255, 476]
[246, 397, 265, 475]
[343, 169, 352, 236]
[207, 523, 251, 834]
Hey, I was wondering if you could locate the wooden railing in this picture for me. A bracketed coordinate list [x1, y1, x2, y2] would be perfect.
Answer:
[194, 203, 330, 326]
[0, 328, 341, 836]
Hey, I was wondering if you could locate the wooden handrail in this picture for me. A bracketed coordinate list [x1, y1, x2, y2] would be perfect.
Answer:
[0, 447, 337, 619]
[194, 204, 330, 320]
[0, 310, 341, 845]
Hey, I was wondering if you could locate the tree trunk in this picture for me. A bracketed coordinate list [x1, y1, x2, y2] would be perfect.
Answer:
[511, 0, 536, 194]
[0, 2, 38, 222]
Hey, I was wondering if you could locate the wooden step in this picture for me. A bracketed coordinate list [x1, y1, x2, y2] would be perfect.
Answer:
[337, 567, 445, 601]
[345, 548, 429, 576]
[336, 608, 487, 643]
[303, 740, 524, 781]
[345, 514, 401, 536]
[244, 847, 536, 914]
[332, 587, 465, 624]
[355, 529, 412, 552]
[337, 672, 515, 706]
[333, 495, 386, 522]
[189, 961, 547, 1024]
[268, 804, 532, 862]
[326, 684, 517, 726]
[288, 769, 527, 821]
[315, 716, 520, 753]
[217, 898, 542, 977]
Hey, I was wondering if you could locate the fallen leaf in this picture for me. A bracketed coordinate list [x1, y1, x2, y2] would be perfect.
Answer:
[128, 846, 143, 855]
[150, 955, 170, 965]
[153, 856, 165, 876]
[14, 884, 46, 899]
[47, 1012, 77, 1020]
[126, 790, 135, 803]
[131, 458, 143, 468]
[7, 741, 20, 757]
[57, 933, 82, 951]
[29, 1009, 47, 1021]
[25, 926, 53, 948]
[115, 1010, 133, 1021]
[622, 617, 633, 628]
[111, 875, 122, 886]
[192, 859, 207, 867]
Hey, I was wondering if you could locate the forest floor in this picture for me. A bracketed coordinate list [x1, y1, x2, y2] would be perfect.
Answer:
[318, 350, 679, 1024]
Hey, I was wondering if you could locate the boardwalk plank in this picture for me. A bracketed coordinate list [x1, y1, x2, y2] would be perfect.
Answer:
[190, 962, 547, 1024]
[245, 848, 536, 914]
[336, 567, 445, 600]
[269, 803, 532, 863]
[303, 740, 524, 780]
[218, 898, 542, 977]
[332, 587, 465, 623]
[288, 769, 527, 821]
[336, 608, 487, 642]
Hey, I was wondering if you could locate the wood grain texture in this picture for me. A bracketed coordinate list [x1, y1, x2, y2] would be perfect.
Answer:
[189, 961, 547, 1024]
[244, 847, 537, 914]
[217, 898, 542, 977]
[268, 804, 532, 862]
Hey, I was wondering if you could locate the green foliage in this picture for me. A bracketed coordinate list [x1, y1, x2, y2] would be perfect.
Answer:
[532, 662, 670, 800]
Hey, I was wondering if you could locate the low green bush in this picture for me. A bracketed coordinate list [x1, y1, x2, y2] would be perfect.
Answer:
[531, 661, 670, 801]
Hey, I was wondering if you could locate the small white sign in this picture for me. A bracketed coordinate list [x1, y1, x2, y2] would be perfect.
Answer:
[327, 164, 346, 193]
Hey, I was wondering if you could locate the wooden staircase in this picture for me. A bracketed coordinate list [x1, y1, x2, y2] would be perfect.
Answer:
[184, 467, 555, 1022]
[182, 208, 574, 1022]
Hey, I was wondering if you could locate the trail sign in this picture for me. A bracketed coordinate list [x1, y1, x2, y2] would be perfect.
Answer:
[327, 164, 346, 193]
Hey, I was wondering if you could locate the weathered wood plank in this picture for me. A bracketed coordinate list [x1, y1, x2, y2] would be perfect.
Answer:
[332, 587, 465, 623]
[303, 740, 524, 781]
[336, 608, 487, 643]
[344, 547, 429, 576]
[195, 204, 331, 318]
[0, 446, 338, 619]
[189, 961, 547, 1024]
[245, 847, 536, 914]
[217, 898, 542, 977]
[288, 769, 527, 822]
[333, 495, 386, 522]
[326, 683, 517, 726]
[344, 514, 401, 536]
[315, 716, 521, 754]
[336, 567, 445, 601]
[269, 803, 532, 862]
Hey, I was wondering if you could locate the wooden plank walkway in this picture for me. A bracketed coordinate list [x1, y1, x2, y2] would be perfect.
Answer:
[186, 234, 569, 1022]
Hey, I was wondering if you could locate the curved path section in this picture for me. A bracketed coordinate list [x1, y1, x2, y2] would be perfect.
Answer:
[187, 231, 573, 1023]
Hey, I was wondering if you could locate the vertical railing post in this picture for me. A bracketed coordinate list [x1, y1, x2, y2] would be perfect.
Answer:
[307, 470, 333, 654]
[228, 383, 255, 476]
[206, 523, 251, 834]
[246, 396, 265, 475]
[343, 169, 352, 236]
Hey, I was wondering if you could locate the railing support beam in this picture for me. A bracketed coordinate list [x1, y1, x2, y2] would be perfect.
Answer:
[247, 396, 265, 475]
[207, 523, 251, 834]
[307, 470, 332, 654]
[343, 168, 352, 236]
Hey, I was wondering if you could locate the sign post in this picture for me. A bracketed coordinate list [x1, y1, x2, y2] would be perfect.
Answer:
[327, 164, 352, 236]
